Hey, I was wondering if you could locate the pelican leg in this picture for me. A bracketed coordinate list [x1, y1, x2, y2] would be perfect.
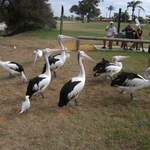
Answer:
[35, 92, 48, 99]
[130, 93, 140, 101]
[130, 93, 133, 100]
[74, 99, 82, 106]
[53, 71, 57, 78]
[40, 93, 48, 99]
[54, 71, 62, 79]
[8, 73, 14, 78]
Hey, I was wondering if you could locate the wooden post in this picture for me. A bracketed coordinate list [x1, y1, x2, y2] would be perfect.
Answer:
[148, 45, 150, 53]
[117, 8, 122, 34]
[76, 40, 80, 51]
[60, 5, 64, 35]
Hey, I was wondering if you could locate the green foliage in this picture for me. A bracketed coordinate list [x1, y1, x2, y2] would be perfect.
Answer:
[70, 0, 101, 23]
[107, 5, 115, 18]
[114, 11, 130, 22]
[0, 0, 56, 35]
[127, 0, 144, 21]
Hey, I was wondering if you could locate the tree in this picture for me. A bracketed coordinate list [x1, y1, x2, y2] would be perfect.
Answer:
[0, 0, 56, 35]
[114, 11, 130, 22]
[107, 5, 115, 18]
[70, 0, 102, 23]
[127, 0, 144, 21]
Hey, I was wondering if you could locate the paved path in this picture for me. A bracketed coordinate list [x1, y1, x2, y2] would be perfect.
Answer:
[94, 45, 148, 52]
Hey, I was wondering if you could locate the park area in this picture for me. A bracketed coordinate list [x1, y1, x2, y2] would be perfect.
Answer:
[0, 21, 150, 150]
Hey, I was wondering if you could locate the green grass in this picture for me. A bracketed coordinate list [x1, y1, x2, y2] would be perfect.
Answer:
[29, 21, 150, 40]
[0, 21, 150, 150]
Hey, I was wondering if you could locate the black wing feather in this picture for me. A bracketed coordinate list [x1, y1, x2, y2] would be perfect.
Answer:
[93, 58, 110, 76]
[26, 76, 45, 98]
[93, 58, 109, 71]
[9, 62, 24, 72]
[58, 80, 81, 107]
[42, 55, 60, 73]
[111, 72, 143, 87]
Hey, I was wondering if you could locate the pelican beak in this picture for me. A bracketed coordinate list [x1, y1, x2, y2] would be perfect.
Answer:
[58, 35, 78, 50]
[119, 56, 129, 61]
[83, 53, 94, 62]
[33, 53, 38, 65]
[113, 56, 129, 62]
[58, 35, 78, 42]
[46, 48, 64, 53]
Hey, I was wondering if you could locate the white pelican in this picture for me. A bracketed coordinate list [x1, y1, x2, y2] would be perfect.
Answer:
[58, 51, 93, 107]
[20, 48, 62, 113]
[144, 53, 150, 79]
[33, 35, 77, 77]
[0, 59, 28, 83]
[93, 58, 110, 77]
[111, 72, 150, 100]
[93, 56, 129, 79]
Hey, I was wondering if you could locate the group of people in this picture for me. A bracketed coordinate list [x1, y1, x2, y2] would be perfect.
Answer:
[103, 21, 144, 51]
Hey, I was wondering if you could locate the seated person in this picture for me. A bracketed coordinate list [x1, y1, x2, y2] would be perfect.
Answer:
[130, 26, 144, 51]
[121, 22, 135, 49]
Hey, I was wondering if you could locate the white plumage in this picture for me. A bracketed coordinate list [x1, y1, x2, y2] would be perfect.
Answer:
[33, 35, 77, 77]
[111, 72, 150, 100]
[144, 67, 150, 79]
[0, 60, 28, 82]
[93, 56, 129, 79]
[58, 51, 93, 107]
[20, 96, 30, 114]
[20, 48, 62, 113]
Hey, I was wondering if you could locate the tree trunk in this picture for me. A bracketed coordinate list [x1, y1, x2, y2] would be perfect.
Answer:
[81, 15, 84, 23]
[109, 10, 111, 18]
[87, 14, 90, 23]
[132, 7, 135, 21]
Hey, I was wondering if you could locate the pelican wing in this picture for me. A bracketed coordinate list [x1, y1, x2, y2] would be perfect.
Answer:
[26, 76, 46, 97]
[105, 64, 121, 73]
[111, 72, 144, 87]
[48, 55, 60, 65]
[8, 62, 24, 72]
[58, 80, 81, 107]
[93, 58, 109, 71]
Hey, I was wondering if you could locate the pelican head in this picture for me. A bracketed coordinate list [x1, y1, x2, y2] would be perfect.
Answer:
[144, 67, 150, 80]
[58, 35, 78, 50]
[112, 56, 129, 62]
[43, 48, 65, 55]
[78, 51, 94, 62]
[33, 49, 43, 65]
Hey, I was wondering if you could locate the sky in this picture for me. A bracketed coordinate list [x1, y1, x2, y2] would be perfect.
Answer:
[48, 0, 150, 18]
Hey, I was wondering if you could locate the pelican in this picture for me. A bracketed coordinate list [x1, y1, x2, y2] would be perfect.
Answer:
[93, 56, 129, 79]
[0, 58, 28, 83]
[111, 72, 150, 100]
[93, 58, 109, 77]
[144, 49, 150, 79]
[33, 49, 43, 65]
[20, 48, 62, 113]
[33, 35, 77, 77]
[58, 51, 94, 107]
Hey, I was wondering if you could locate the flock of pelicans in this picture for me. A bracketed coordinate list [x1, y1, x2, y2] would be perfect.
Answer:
[0, 35, 150, 113]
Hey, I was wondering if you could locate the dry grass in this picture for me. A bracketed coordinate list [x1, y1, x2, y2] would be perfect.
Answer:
[0, 34, 150, 150]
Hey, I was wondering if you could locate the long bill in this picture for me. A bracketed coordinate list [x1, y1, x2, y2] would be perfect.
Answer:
[83, 53, 94, 62]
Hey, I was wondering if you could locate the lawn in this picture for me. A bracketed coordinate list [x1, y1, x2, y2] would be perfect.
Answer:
[0, 21, 150, 150]
[30, 21, 150, 40]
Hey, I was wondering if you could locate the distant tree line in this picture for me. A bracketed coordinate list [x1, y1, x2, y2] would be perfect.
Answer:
[70, 0, 102, 23]
[0, 0, 56, 35]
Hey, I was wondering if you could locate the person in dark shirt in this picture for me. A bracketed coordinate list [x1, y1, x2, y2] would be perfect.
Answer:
[121, 22, 135, 49]
[130, 27, 144, 51]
